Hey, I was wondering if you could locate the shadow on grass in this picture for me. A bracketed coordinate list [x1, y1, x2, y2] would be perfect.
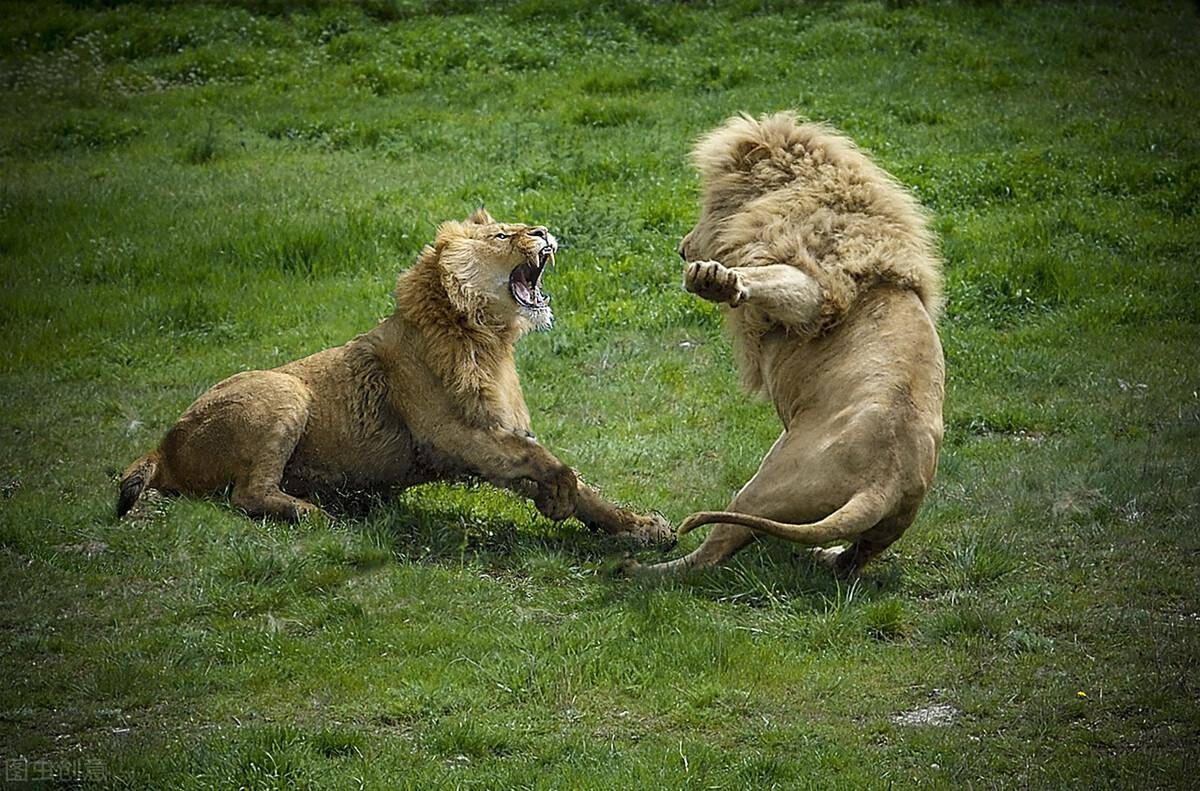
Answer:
[614, 539, 907, 613]
[337, 483, 909, 614]
[165, 480, 909, 620]
[347, 483, 636, 566]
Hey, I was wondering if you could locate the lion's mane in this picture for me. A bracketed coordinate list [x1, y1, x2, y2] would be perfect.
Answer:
[691, 112, 943, 391]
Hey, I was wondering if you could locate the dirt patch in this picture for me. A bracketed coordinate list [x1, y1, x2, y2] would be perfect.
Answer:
[57, 541, 108, 558]
[891, 703, 960, 727]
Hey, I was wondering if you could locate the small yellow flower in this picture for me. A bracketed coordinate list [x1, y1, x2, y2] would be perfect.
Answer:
[1076, 691, 1088, 698]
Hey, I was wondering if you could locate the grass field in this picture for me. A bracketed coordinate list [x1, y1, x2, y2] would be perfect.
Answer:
[2, 0, 1198, 787]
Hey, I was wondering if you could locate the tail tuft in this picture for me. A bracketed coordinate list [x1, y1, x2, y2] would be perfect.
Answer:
[116, 453, 158, 518]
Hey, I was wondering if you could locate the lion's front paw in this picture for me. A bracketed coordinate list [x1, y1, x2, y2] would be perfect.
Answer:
[683, 260, 748, 307]
[295, 500, 329, 522]
[533, 465, 577, 522]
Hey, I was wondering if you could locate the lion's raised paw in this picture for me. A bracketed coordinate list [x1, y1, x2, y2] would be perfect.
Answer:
[683, 260, 748, 307]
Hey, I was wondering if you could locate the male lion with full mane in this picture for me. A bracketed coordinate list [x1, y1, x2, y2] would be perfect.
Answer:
[628, 112, 945, 576]
[116, 209, 671, 545]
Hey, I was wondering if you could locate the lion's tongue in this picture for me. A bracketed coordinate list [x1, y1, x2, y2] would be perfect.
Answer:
[513, 280, 534, 305]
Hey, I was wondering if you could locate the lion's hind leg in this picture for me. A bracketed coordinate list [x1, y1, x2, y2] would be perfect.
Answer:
[217, 374, 321, 522]
[625, 427, 894, 576]
[624, 432, 793, 576]
[813, 508, 916, 576]
[230, 421, 321, 521]
[233, 483, 321, 522]
[624, 521, 757, 576]
[628, 494, 891, 577]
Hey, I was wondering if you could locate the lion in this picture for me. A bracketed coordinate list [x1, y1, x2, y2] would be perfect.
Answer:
[116, 209, 671, 546]
[627, 112, 945, 576]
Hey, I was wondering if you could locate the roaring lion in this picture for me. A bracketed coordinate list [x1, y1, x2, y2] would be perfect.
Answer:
[116, 209, 671, 545]
[628, 112, 945, 576]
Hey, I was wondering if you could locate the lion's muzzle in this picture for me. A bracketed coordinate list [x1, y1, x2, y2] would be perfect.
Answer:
[509, 236, 556, 310]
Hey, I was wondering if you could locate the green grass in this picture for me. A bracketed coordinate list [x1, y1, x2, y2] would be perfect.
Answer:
[2, 0, 1198, 787]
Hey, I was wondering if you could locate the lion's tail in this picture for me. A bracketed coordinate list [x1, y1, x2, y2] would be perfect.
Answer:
[116, 450, 164, 518]
[677, 489, 891, 545]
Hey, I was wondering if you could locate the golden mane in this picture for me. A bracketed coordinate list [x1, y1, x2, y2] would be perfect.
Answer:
[394, 221, 525, 428]
[691, 111, 943, 391]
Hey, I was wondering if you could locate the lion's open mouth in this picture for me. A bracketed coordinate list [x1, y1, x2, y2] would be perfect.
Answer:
[509, 245, 553, 310]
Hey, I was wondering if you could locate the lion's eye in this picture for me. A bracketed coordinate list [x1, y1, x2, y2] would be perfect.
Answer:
[494, 232, 508, 240]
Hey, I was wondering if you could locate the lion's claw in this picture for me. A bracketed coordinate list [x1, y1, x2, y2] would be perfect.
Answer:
[600, 511, 676, 548]
[684, 260, 748, 306]
[632, 512, 676, 547]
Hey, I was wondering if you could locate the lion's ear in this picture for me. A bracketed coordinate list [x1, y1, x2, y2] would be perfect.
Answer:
[466, 207, 495, 226]
[693, 114, 771, 178]
[435, 220, 470, 247]
[729, 139, 769, 171]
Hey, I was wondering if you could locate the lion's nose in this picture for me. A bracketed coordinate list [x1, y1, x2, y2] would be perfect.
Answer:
[529, 227, 548, 239]
[677, 245, 687, 261]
